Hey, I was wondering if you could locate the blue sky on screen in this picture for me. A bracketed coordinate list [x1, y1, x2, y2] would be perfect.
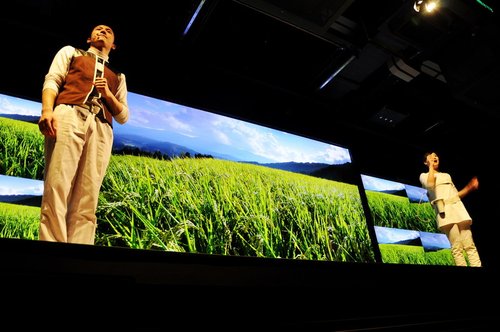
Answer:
[374, 226, 419, 244]
[361, 174, 429, 202]
[420, 231, 450, 249]
[405, 184, 429, 202]
[0, 93, 40, 116]
[120, 92, 351, 164]
[0, 92, 351, 165]
[0, 175, 43, 196]
[361, 174, 405, 192]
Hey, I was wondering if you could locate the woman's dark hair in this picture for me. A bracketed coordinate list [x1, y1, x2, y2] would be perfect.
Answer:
[423, 151, 434, 163]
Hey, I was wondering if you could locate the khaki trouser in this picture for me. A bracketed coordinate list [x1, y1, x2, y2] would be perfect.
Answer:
[39, 104, 113, 244]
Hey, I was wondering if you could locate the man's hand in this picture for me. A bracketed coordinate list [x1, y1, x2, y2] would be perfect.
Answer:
[94, 77, 112, 99]
[38, 112, 57, 137]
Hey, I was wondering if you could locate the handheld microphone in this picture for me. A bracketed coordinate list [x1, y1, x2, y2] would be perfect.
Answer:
[93, 56, 105, 98]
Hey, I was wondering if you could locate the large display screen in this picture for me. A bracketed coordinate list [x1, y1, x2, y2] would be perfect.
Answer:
[0, 92, 376, 263]
[361, 174, 454, 266]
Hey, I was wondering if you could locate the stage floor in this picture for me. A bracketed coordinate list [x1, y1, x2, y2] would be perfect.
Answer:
[1, 238, 496, 330]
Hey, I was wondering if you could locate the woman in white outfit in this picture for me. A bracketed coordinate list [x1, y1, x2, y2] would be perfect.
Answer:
[419, 152, 482, 267]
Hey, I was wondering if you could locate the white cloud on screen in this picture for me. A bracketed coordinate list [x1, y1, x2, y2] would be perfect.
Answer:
[362, 175, 404, 192]
[375, 226, 419, 244]
[127, 92, 350, 164]
[211, 116, 350, 164]
[0, 94, 40, 116]
[0, 175, 43, 196]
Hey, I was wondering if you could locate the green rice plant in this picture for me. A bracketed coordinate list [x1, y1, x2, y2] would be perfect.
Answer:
[0, 117, 45, 180]
[0, 202, 39, 239]
[423, 249, 455, 266]
[365, 190, 437, 232]
[379, 243, 454, 266]
[97, 155, 376, 263]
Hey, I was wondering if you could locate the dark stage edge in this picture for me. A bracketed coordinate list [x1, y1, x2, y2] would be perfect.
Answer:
[1, 238, 497, 331]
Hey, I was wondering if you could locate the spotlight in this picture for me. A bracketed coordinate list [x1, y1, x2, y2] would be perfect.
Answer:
[413, 0, 439, 13]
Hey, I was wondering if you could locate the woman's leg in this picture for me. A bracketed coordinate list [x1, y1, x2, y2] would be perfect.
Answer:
[442, 224, 467, 266]
[458, 223, 482, 267]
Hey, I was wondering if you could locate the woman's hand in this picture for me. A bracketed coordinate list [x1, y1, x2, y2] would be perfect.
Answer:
[467, 176, 479, 192]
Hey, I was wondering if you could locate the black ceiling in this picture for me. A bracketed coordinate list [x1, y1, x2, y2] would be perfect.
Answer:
[1, 0, 498, 182]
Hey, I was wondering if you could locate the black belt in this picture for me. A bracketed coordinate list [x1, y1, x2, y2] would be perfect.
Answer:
[72, 104, 109, 126]
[74, 103, 102, 115]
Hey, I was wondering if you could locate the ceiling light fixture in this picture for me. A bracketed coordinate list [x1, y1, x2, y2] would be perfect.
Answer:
[413, 0, 439, 13]
[318, 55, 356, 90]
[476, 0, 493, 13]
[183, 0, 207, 37]
[371, 106, 408, 128]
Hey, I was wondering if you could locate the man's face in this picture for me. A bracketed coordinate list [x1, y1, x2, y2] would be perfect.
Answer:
[88, 25, 115, 50]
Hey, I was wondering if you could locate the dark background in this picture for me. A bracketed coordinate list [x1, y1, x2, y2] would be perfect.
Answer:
[1, 0, 498, 329]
